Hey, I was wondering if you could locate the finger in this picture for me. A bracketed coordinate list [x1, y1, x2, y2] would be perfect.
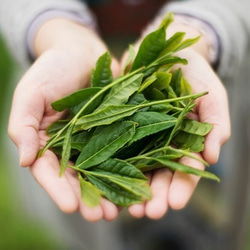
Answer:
[198, 87, 231, 164]
[128, 203, 146, 219]
[145, 168, 172, 219]
[101, 198, 119, 221]
[168, 155, 204, 210]
[78, 201, 104, 222]
[128, 172, 152, 218]
[178, 52, 231, 164]
[9, 123, 40, 167]
[203, 122, 230, 164]
[63, 168, 104, 222]
[30, 150, 78, 213]
[8, 76, 44, 167]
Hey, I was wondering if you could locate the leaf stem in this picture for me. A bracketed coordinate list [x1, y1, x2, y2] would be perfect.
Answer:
[126, 145, 208, 166]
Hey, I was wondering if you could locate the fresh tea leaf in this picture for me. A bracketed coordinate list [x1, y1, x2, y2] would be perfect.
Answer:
[51, 87, 102, 112]
[93, 158, 147, 180]
[60, 123, 74, 176]
[130, 27, 167, 71]
[180, 119, 213, 136]
[75, 121, 136, 169]
[91, 51, 113, 87]
[122, 44, 136, 75]
[96, 73, 143, 110]
[174, 36, 200, 53]
[84, 159, 151, 206]
[159, 12, 174, 30]
[78, 173, 103, 207]
[172, 131, 205, 152]
[75, 105, 140, 130]
[129, 111, 177, 144]
[146, 156, 220, 182]
[159, 32, 185, 57]
[46, 120, 70, 137]
[84, 173, 147, 206]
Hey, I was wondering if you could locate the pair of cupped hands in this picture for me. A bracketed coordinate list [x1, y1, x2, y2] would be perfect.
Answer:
[8, 18, 230, 222]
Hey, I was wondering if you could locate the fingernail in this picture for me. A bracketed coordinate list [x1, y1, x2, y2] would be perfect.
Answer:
[19, 146, 27, 167]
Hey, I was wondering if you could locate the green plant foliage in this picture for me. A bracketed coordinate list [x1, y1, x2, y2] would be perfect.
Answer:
[39, 13, 217, 207]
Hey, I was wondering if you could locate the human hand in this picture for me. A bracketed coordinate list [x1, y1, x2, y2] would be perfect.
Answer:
[126, 18, 231, 220]
[8, 19, 121, 222]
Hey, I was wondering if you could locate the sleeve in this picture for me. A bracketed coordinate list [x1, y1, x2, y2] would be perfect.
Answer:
[0, 0, 96, 67]
[159, 0, 250, 80]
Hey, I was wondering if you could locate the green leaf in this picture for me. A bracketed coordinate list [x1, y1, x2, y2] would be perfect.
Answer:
[78, 173, 103, 207]
[93, 158, 147, 180]
[143, 72, 172, 100]
[75, 92, 203, 130]
[75, 121, 136, 169]
[122, 44, 136, 75]
[148, 88, 166, 100]
[159, 32, 185, 57]
[172, 131, 205, 152]
[174, 36, 200, 53]
[51, 130, 94, 152]
[75, 105, 139, 130]
[138, 74, 157, 93]
[180, 76, 192, 97]
[113, 136, 153, 160]
[180, 119, 213, 136]
[127, 93, 148, 105]
[165, 146, 209, 166]
[127, 145, 209, 167]
[106, 175, 151, 200]
[84, 173, 147, 206]
[96, 73, 143, 111]
[60, 123, 74, 176]
[149, 104, 173, 113]
[69, 91, 105, 116]
[164, 100, 195, 146]
[170, 68, 183, 97]
[130, 27, 167, 71]
[156, 56, 188, 67]
[91, 51, 113, 87]
[83, 159, 151, 206]
[46, 120, 70, 137]
[153, 72, 172, 90]
[129, 111, 177, 144]
[146, 156, 220, 182]
[51, 87, 102, 112]
[159, 12, 174, 30]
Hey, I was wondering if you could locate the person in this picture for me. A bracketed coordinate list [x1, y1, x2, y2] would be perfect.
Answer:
[0, 0, 249, 249]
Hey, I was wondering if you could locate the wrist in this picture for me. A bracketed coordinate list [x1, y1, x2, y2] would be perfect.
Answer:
[34, 18, 107, 64]
[167, 15, 220, 67]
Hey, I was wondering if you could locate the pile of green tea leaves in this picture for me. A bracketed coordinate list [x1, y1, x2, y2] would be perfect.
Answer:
[39, 13, 219, 207]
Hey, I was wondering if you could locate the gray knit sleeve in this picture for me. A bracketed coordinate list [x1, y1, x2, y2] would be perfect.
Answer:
[159, 0, 250, 80]
[0, 0, 95, 67]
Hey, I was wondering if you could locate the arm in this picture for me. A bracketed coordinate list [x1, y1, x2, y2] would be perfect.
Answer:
[0, 0, 96, 66]
[127, 0, 244, 219]
[7, 13, 122, 222]
[160, 0, 250, 80]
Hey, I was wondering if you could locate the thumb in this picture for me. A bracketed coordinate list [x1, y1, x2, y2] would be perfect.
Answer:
[8, 83, 42, 167]
[9, 125, 40, 167]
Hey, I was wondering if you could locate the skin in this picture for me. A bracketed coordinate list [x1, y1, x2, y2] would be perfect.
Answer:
[8, 17, 230, 222]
